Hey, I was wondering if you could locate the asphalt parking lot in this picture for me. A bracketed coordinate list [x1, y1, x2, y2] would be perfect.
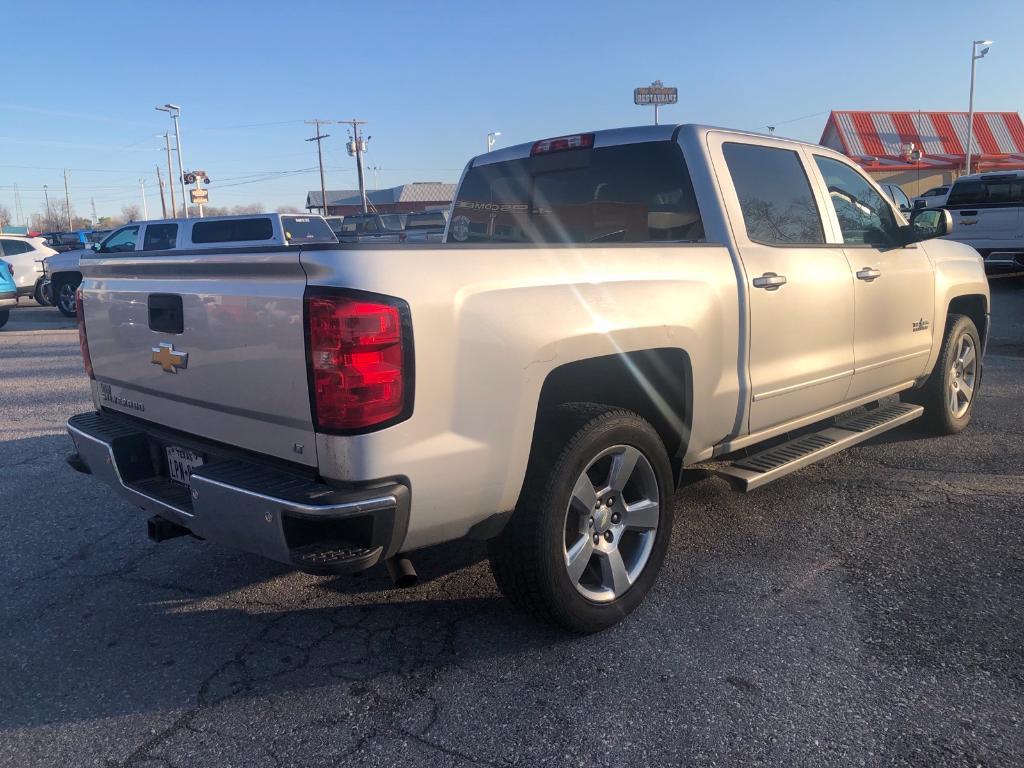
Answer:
[2, 278, 1023, 768]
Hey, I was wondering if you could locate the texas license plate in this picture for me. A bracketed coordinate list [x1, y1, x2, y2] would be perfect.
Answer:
[166, 446, 205, 486]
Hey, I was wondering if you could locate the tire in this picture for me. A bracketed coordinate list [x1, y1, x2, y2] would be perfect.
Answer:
[488, 405, 674, 634]
[0, 310, 8, 329]
[53, 275, 80, 318]
[901, 314, 981, 434]
[33, 280, 49, 306]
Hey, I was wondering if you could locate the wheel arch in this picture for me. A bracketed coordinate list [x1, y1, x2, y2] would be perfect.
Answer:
[530, 348, 693, 487]
[946, 293, 988, 350]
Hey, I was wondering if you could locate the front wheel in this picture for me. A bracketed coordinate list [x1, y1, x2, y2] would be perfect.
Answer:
[902, 314, 981, 434]
[33, 279, 49, 306]
[488, 406, 674, 634]
[54, 276, 79, 318]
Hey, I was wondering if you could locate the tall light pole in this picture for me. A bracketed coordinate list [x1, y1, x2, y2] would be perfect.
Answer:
[487, 131, 502, 152]
[156, 104, 188, 217]
[43, 184, 51, 227]
[965, 39, 993, 176]
[63, 169, 73, 230]
[139, 178, 149, 220]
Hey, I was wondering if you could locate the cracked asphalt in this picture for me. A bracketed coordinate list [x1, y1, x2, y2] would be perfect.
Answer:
[2, 277, 1024, 767]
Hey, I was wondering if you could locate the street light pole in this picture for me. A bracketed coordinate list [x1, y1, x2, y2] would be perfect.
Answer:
[63, 169, 73, 230]
[157, 104, 188, 217]
[487, 131, 502, 152]
[966, 39, 993, 176]
[43, 184, 51, 227]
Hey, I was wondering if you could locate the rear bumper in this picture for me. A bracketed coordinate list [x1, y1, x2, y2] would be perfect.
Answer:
[0, 290, 16, 309]
[67, 411, 409, 573]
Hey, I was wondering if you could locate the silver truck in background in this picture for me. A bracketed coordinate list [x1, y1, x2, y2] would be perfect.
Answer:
[66, 125, 988, 633]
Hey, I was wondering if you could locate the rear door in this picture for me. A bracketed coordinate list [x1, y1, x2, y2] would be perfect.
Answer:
[709, 135, 855, 433]
[810, 154, 934, 398]
[80, 245, 316, 466]
[945, 175, 1024, 250]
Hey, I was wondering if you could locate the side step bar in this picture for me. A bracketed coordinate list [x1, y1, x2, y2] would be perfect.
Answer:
[714, 402, 924, 492]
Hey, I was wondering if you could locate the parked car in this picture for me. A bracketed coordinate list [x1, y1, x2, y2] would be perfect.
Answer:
[66, 124, 988, 634]
[0, 235, 57, 304]
[324, 216, 345, 238]
[879, 183, 913, 216]
[942, 170, 1024, 271]
[403, 210, 449, 243]
[335, 213, 408, 242]
[911, 185, 952, 210]
[44, 214, 334, 317]
[0, 258, 17, 329]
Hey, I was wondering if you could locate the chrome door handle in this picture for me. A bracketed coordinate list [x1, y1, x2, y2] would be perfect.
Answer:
[752, 272, 787, 291]
[856, 268, 882, 282]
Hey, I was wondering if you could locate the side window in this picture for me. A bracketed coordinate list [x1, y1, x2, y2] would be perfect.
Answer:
[1, 240, 29, 255]
[191, 218, 273, 244]
[890, 185, 911, 211]
[814, 156, 900, 246]
[363, 218, 379, 233]
[100, 226, 140, 253]
[142, 223, 178, 251]
[722, 143, 825, 245]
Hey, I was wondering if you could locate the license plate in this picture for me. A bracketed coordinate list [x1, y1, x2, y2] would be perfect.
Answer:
[166, 446, 205, 487]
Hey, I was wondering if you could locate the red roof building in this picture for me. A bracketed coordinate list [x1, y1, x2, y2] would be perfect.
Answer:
[820, 110, 1024, 194]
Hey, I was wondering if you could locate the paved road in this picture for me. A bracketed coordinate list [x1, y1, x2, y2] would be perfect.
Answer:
[2, 279, 1023, 767]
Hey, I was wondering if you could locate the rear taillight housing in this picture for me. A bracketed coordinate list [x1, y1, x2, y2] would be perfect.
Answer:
[305, 291, 411, 432]
[530, 133, 594, 155]
[75, 287, 94, 380]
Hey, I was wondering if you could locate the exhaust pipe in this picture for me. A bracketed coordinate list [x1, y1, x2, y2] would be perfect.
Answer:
[147, 515, 191, 542]
[384, 555, 417, 588]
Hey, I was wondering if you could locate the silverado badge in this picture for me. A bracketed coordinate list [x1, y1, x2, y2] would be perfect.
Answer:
[912, 318, 930, 333]
[151, 342, 189, 373]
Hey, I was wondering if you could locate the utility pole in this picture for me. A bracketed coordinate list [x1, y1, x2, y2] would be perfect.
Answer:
[156, 165, 168, 218]
[160, 132, 177, 218]
[305, 119, 331, 215]
[344, 119, 369, 214]
[91, 197, 98, 225]
[13, 183, 24, 226]
[156, 104, 188, 218]
[63, 169, 73, 230]
[140, 178, 149, 220]
[43, 184, 52, 227]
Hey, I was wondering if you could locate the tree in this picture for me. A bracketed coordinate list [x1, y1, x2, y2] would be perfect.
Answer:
[0, 204, 11, 229]
[121, 204, 141, 223]
[276, 205, 302, 214]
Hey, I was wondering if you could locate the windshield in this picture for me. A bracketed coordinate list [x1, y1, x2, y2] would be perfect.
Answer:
[450, 141, 704, 244]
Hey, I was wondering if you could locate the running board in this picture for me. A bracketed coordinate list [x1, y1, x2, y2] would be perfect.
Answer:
[714, 402, 924, 492]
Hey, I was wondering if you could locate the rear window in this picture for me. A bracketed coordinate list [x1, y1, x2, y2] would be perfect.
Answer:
[380, 214, 407, 232]
[946, 175, 1024, 207]
[281, 216, 337, 243]
[450, 141, 704, 244]
[191, 217, 274, 244]
[143, 223, 178, 251]
[406, 212, 447, 229]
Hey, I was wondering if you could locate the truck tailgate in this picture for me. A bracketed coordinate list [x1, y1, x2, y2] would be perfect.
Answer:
[80, 250, 316, 466]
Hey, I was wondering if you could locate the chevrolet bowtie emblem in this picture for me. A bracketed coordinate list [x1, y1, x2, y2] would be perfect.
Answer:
[151, 342, 188, 373]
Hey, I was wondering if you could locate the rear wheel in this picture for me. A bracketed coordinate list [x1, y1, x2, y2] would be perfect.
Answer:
[33, 280, 49, 306]
[0, 310, 9, 329]
[488, 406, 674, 634]
[902, 314, 981, 434]
[54, 275, 80, 318]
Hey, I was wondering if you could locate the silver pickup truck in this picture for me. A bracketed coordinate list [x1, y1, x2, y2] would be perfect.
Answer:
[67, 125, 989, 633]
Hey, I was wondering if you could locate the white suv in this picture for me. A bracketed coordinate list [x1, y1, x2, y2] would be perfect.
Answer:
[943, 170, 1024, 271]
[0, 236, 56, 303]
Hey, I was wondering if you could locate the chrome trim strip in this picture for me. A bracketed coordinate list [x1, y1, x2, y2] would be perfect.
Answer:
[753, 369, 854, 402]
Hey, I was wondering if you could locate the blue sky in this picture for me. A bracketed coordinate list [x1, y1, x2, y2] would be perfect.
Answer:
[2, 0, 1022, 223]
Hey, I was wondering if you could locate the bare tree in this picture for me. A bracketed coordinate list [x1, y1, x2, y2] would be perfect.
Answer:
[0, 204, 11, 229]
[121, 204, 141, 223]
[276, 205, 302, 214]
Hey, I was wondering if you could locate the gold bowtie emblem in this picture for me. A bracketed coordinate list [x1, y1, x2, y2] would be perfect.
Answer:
[151, 342, 188, 373]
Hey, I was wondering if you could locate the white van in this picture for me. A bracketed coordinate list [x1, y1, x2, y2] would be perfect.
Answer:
[943, 170, 1024, 271]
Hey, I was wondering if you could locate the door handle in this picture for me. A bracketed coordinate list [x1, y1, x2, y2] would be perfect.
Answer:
[856, 267, 882, 282]
[752, 272, 787, 291]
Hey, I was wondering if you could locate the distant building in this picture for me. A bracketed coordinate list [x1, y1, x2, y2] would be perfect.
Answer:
[820, 110, 1024, 196]
[306, 182, 456, 216]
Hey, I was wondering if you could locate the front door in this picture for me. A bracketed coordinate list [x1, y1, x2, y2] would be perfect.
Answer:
[713, 137, 856, 434]
[811, 156, 935, 398]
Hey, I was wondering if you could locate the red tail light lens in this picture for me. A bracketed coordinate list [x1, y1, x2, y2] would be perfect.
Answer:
[530, 133, 594, 156]
[75, 287, 94, 380]
[306, 293, 409, 431]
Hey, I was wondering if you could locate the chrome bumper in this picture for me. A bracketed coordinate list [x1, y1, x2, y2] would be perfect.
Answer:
[67, 411, 409, 573]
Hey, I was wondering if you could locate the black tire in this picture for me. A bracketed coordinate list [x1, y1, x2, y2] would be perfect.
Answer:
[488, 405, 674, 634]
[53, 275, 80, 318]
[0, 310, 8, 329]
[901, 314, 981, 435]
[33, 280, 49, 306]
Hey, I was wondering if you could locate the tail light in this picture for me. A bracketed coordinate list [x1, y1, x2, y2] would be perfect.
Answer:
[305, 291, 411, 432]
[530, 133, 594, 156]
[75, 287, 94, 380]
[5, 263, 12, 278]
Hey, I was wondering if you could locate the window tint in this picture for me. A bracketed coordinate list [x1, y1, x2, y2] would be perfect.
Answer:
[380, 214, 407, 232]
[142, 223, 178, 251]
[281, 216, 336, 243]
[0, 239, 30, 255]
[814, 156, 899, 246]
[946, 175, 1024, 207]
[340, 217, 361, 233]
[722, 143, 824, 245]
[191, 217, 274, 244]
[451, 141, 704, 244]
[406, 212, 447, 229]
[889, 185, 911, 211]
[100, 226, 140, 253]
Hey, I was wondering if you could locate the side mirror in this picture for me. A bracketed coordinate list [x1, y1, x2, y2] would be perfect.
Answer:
[906, 208, 953, 243]
[90, 242, 101, 252]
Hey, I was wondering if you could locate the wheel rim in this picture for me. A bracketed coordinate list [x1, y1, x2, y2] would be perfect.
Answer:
[59, 284, 76, 314]
[562, 444, 660, 603]
[947, 332, 977, 419]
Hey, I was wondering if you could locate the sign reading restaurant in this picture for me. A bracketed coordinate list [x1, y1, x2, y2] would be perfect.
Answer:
[633, 80, 678, 105]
